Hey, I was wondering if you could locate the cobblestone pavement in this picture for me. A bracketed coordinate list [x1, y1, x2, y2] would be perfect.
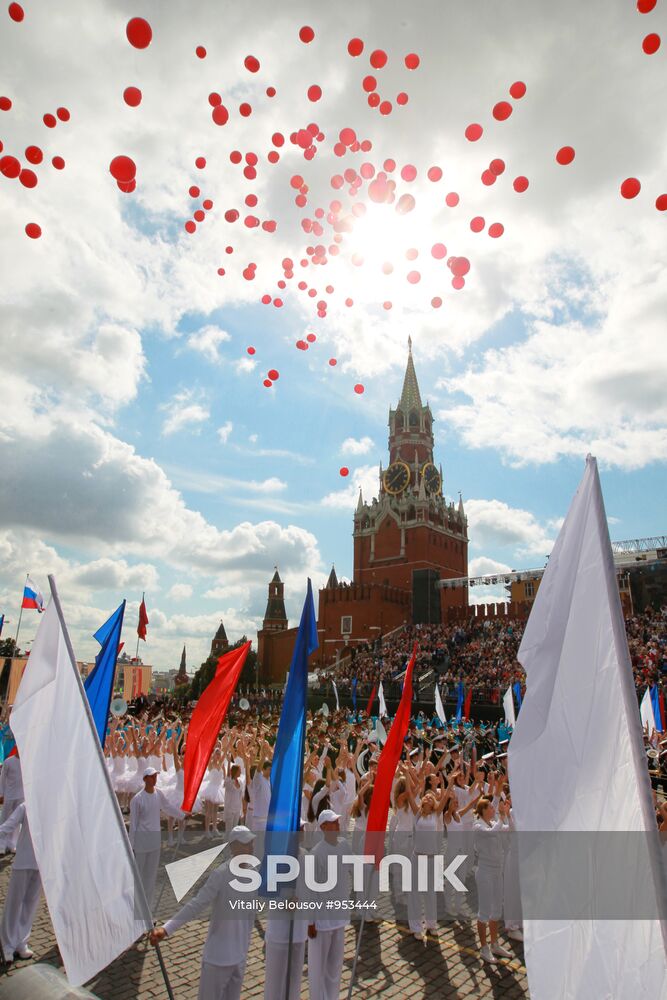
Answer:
[0, 846, 529, 999]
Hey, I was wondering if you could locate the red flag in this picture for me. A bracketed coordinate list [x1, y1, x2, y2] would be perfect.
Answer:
[463, 688, 473, 721]
[181, 642, 251, 811]
[364, 643, 417, 866]
[137, 597, 148, 641]
[365, 684, 377, 717]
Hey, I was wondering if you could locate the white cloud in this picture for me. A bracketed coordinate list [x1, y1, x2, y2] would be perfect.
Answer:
[320, 465, 380, 510]
[217, 421, 233, 444]
[340, 436, 375, 456]
[468, 556, 513, 577]
[161, 390, 210, 436]
[465, 498, 555, 560]
[167, 466, 288, 495]
[187, 325, 231, 365]
[167, 583, 193, 601]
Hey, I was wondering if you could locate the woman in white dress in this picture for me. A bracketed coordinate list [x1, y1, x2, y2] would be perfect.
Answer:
[163, 737, 187, 846]
[202, 746, 225, 838]
[443, 772, 481, 916]
[473, 796, 513, 964]
[408, 781, 448, 938]
[390, 767, 419, 903]
[350, 779, 380, 918]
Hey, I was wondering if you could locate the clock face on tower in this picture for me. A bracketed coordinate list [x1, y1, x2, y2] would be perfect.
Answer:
[383, 461, 411, 495]
[421, 461, 441, 494]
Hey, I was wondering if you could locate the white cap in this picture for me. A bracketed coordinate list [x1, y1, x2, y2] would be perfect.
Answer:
[317, 809, 341, 827]
[228, 825, 255, 844]
[143, 767, 158, 778]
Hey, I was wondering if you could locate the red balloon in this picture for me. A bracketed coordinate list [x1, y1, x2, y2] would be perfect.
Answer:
[481, 169, 496, 186]
[509, 81, 526, 99]
[126, 17, 152, 49]
[56, 106, 70, 121]
[43, 113, 56, 128]
[354, 384, 365, 394]
[19, 167, 37, 187]
[0, 155, 20, 178]
[404, 53, 420, 70]
[513, 175, 529, 192]
[445, 191, 459, 206]
[396, 92, 409, 106]
[339, 467, 349, 477]
[52, 155, 65, 170]
[307, 85, 322, 102]
[339, 127, 356, 146]
[465, 123, 483, 142]
[488, 222, 504, 238]
[493, 101, 512, 121]
[208, 92, 221, 107]
[247, 346, 256, 355]
[368, 93, 380, 109]
[8, 3, 24, 22]
[239, 103, 252, 118]
[307, 332, 317, 342]
[431, 243, 447, 259]
[195, 156, 206, 169]
[620, 177, 641, 199]
[25, 222, 41, 238]
[452, 276, 465, 290]
[556, 145, 575, 165]
[244, 55, 260, 73]
[0, 96, 11, 111]
[117, 177, 136, 193]
[656, 194, 667, 211]
[196, 45, 207, 58]
[189, 185, 200, 198]
[642, 33, 661, 54]
[470, 216, 485, 232]
[407, 270, 421, 284]
[427, 166, 442, 182]
[263, 379, 273, 388]
[212, 104, 229, 125]
[268, 369, 279, 380]
[194, 209, 205, 222]
[109, 155, 136, 182]
[348, 37, 364, 57]
[370, 49, 387, 69]
[329, 358, 337, 366]
[25, 145, 42, 164]
[266, 86, 276, 97]
[299, 25, 315, 43]
[396, 193, 415, 214]
[431, 297, 442, 308]
[184, 220, 196, 233]
[489, 158, 505, 176]
[401, 164, 417, 182]
[123, 86, 142, 107]
[362, 75, 377, 93]
[379, 100, 392, 116]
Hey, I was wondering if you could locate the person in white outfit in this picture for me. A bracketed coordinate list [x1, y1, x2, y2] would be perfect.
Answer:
[473, 796, 513, 964]
[0, 802, 40, 964]
[223, 764, 244, 832]
[249, 761, 272, 833]
[408, 784, 448, 938]
[129, 767, 187, 908]
[150, 826, 256, 1000]
[0, 753, 24, 854]
[502, 794, 523, 941]
[307, 810, 351, 1000]
[264, 845, 309, 1000]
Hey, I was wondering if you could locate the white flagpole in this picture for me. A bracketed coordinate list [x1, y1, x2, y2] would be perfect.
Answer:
[47, 576, 177, 999]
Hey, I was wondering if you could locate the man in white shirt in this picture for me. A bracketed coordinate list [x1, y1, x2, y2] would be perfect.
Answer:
[0, 802, 40, 963]
[0, 753, 24, 854]
[250, 760, 272, 833]
[129, 767, 186, 908]
[307, 810, 351, 1000]
[150, 826, 256, 1000]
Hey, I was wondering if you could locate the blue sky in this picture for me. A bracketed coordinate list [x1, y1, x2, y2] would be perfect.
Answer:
[1, 0, 665, 671]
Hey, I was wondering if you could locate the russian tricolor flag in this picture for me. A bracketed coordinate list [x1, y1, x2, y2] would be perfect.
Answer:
[22, 576, 45, 612]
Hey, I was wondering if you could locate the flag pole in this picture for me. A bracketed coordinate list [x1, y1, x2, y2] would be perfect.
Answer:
[13, 573, 28, 656]
[47, 576, 177, 1000]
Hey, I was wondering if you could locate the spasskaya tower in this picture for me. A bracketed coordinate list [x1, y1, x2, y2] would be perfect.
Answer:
[352, 337, 468, 620]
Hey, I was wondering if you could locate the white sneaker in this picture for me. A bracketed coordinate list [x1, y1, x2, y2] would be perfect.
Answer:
[492, 941, 513, 959]
[480, 945, 497, 964]
[15, 947, 33, 960]
[507, 928, 524, 942]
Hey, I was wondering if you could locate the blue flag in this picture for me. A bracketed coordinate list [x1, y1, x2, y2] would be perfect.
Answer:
[84, 601, 126, 746]
[0, 613, 4, 637]
[513, 681, 523, 710]
[650, 686, 663, 733]
[265, 580, 318, 847]
[351, 675, 358, 712]
[455, 681, 464, 723]
[0, 724, 15, 764]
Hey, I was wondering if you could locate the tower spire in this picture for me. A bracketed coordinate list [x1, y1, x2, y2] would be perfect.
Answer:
[398, 337, 422, 412]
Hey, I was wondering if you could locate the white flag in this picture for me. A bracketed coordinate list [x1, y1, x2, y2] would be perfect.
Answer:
[332, 679, 340, 711]
[503, 685, 516, 729]
[509, 457, 667, 1000]
[378, 680, 387, 717]
[435, 682, 446, 725]
[10, 587, 151, 986]
[640, 687, 657, 736]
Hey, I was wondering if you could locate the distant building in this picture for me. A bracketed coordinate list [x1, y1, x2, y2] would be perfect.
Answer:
[174, 644, 189, 687]
[151, 669, 180, 693]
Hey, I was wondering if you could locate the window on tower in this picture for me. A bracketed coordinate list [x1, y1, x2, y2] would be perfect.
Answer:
[395, 412, 404, 430]
[409, 410, 419, 428]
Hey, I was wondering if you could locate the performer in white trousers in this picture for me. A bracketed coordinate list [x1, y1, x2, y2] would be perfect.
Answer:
[0, 753, 24, 854]
[150, 826, 256, 1000]
[307, 810, 351, 1000]
[223, 764, 243, 832]
[472, 797, 513, 964]
[129, 767, 187, 908]
[408, 790, 447, 937]
[249, 761, 272, 833]
[0, 802, 40, 963]
[264, 912, 308, 1000]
